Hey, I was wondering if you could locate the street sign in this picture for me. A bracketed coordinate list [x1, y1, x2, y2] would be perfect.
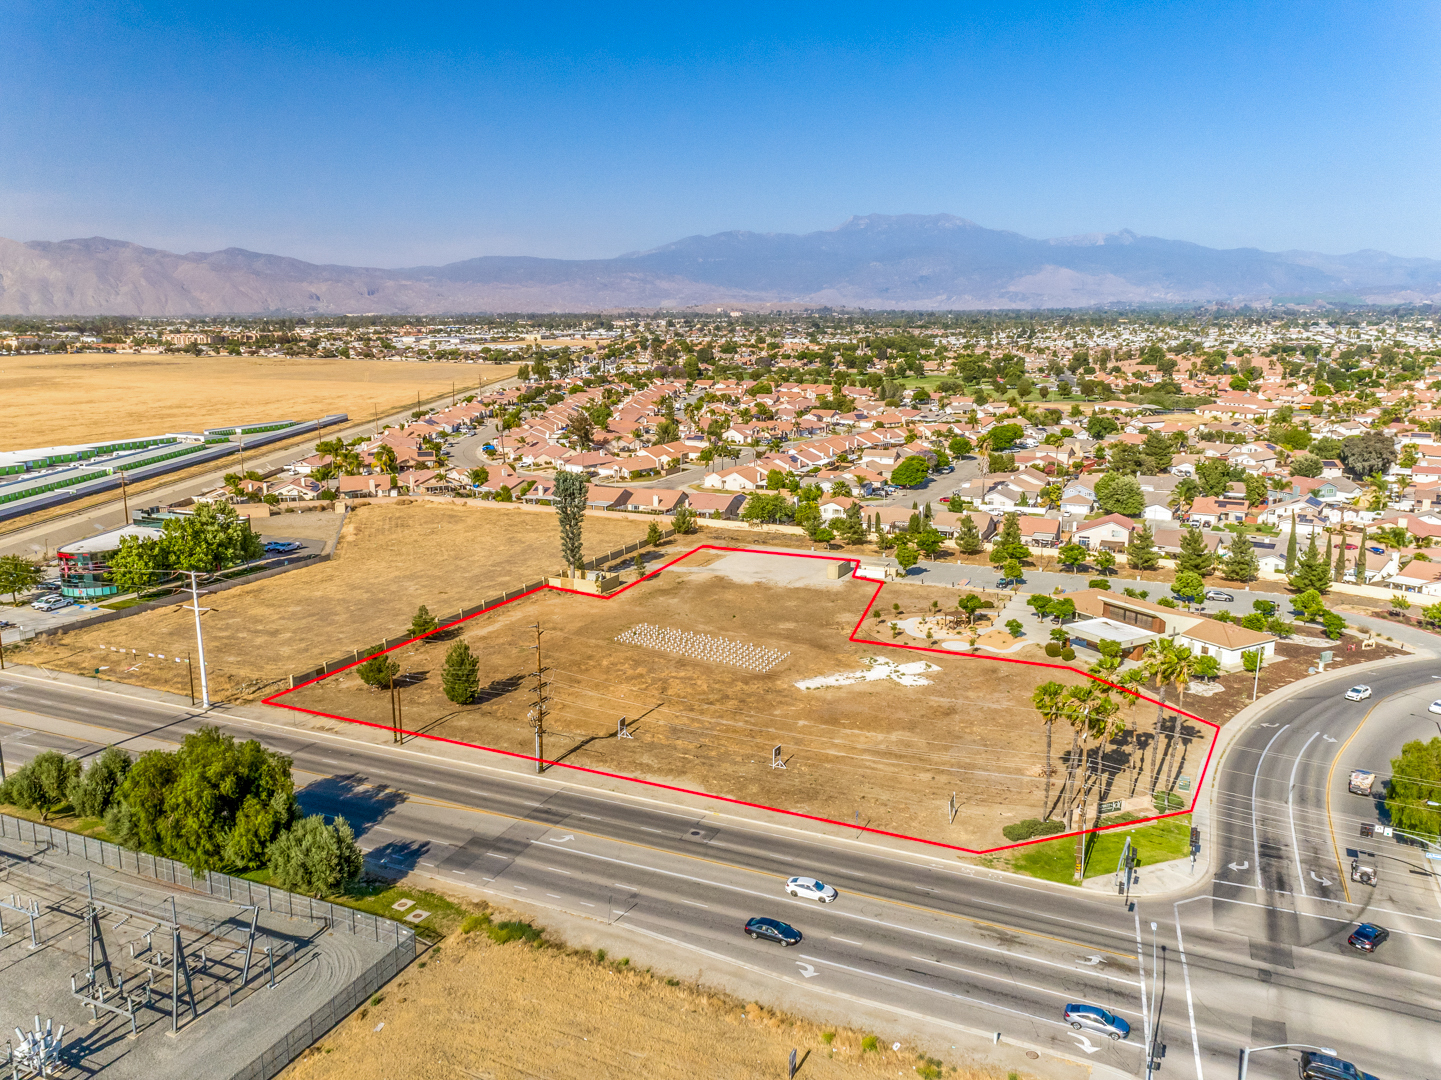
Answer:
[1425, 853, 1441, 862]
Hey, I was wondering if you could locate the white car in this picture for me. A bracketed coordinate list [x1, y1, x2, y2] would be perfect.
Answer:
[1428, 700, 1441, 716]
[1344, 685, 1373, 702]
[785, 876, 838, 903]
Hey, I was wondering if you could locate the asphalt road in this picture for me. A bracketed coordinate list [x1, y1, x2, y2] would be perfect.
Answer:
[0, 667, 1438, 1078]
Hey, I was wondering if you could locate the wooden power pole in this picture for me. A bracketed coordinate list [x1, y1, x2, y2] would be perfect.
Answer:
[528, 623, 547, 773]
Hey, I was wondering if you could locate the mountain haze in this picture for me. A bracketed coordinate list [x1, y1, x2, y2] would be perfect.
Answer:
[3, 215, 1439, 315]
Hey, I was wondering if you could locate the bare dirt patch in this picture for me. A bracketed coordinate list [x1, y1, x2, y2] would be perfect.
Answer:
[280, 549, 1171, 850]
[283, 920, 1030, 1080]
[25, 503, 648, 700]
[0, 352, 514, 451]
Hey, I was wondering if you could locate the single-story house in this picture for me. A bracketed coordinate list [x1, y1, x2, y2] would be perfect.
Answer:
[1071, 514, 1135, 551]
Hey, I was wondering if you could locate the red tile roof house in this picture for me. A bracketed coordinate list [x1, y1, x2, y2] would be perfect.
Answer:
[614, 488, 687, 514]
[1070, 514, 1136, 551]
[702, 464, 771, 492]
[336, 474, 397, 499]
[684, 491, 746, 519]
[396, 469, 457, 496]
[1185, 497, 1249, 528]
[267, 475, 325, 502]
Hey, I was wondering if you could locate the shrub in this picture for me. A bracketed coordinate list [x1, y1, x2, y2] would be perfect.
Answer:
[1061, 647, 1076, 661]
[441, 640, 481, 704]
[356, 653, 400, 688]
[821, 1032, 836, 1045]
[1001, 818, 1066, 842]
[672, 505, 698, 535]
[1088, 578, 1111, 590]
[267, 814, 364, 896]
[488, 920, 542, 945]
[409, 604, 438, 638]
[1045, 643, 1062, 657]
[861, 1036, 880, 1053]
[67, 746, 131, 819]
[461, 915, 486, 934]
[1156, 596, 1177, 608]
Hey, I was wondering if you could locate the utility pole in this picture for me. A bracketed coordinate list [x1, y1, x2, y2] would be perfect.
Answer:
[186, 652, 195, 707]
[119, 469, 129, 523]
[528, 623, 547, 773]
[390, 672, 404, 743]
[1251, 646, 1262, 701]
[184, 571, 211, 708]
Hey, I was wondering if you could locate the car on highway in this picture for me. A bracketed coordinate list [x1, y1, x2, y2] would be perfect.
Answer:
[1343, 685, 1373, 701]
[1346, 922, 1389, 953]
[784, 876, 837, 903]
[1204, 589, 1234, 602]
[1429, 699, 1441, 716]
[743, 917, 802, 946]
[1062, 1003, 1129, 1040]
[1298, 1050, 1379, 1080]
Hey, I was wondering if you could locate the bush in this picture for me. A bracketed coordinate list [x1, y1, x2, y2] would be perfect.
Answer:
[409, 605, 439, 638]
[1154, 791, 1185, 812]
[1061, 647, 1076, 661]
[267, 814, 364, 896]
[441, 640, 480, 704]
[672, 505, 698, 535]
[861, 1036, 880, 1053]
[0, 751, 80, 820]
[1156, 597, 1178, 608]
[67, 746, 131, 819]
[461, 915, 487, 934]
[1088, 578, 1111, 590]
[1045, 642, 1062, 657]
[821, 1032, 836, 1045]
[1001, 818, 1066, 842]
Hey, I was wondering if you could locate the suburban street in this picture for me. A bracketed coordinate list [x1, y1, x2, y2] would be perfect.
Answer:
[0, 654, 1437, 1079]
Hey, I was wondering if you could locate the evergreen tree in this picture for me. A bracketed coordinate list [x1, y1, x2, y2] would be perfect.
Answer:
[1323, 530, 1333, 576]
[955, 513, 983, 555]
[1126, 522, 1160, 571]
[1221, 530, 1259, 583]
[409, 604, 438, 638]
[989, 512, 1029, 565]
[441, 640, 481, 704]
[1355, 528, 1368, 584]
[1333, 533, 1347, 582]
[1176, 527, 1214, 576]
[1288, 533, 1332, 594]
[1284, 516, 1298, 573]
[554, 471, 589, 573]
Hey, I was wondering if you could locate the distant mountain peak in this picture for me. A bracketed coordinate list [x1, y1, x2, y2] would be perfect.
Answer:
[1, 217, 1438, 315]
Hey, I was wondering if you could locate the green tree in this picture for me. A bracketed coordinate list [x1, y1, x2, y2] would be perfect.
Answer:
[1354, 528, 1368, 584]
[554, 471, 589, 574]
[67, 746, 131, 819]
[0, 554, 44, 604]
[1126, 523, 1160, 571]
[356, 652, 400, 688]
[1284, 517, 1298, 573]
[1333, 533, 1348, 582]
[106, 727, 295, 872]
[895, 544, 919, 572]
[891, 456, 931, 487]
[1289, 454, 1322, 478]
[1338, 431, 1397, 479]
[1094, 549, 1117, 575]
[1243, 473, 1268, 507]
[1002, 558, 1023, 584]
[646, 520, 665, 546]
[108, 534, 170, 594]
[989, 512, 1029, 565]
[955, 514, 983, 555]
[1194, 655, 1221, 680]
[987, 423, 1024, 450]
[1031, 680, 1067, 818]
[441, 641, 480, 705]
[1387, 738, 1441, 837]
[267, 814, 364, 896]
[1221, 531, 1259, 583]
[672, 505, 698, 535]
[1057, 542, 1089, 572]
[1288, 534, 1331, 594]
[0, 750, 81, 820]
[410, 605, 439, 638]
[1176, 527, 1214, 576]
[1172, 571, 1206, 606]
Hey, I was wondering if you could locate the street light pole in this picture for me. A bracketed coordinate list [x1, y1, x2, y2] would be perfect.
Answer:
[186, 571, 210, 708]
[1146, 920, 1158, 1080]
[1237, 1044, 1336, 1080]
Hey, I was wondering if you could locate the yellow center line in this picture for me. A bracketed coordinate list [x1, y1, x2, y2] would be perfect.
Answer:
[1326, 700, 1381, 906]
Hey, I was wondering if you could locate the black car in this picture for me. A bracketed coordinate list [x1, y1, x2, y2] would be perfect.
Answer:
[1346, 922, 1388, 953]
[1298, 1050, 1378, 1080]
[744, 917, 802, 946]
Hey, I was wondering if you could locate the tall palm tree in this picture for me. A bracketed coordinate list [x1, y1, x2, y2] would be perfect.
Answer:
[1032, 680, 1068, 819]
[1170, 478, 1200, 515]
[1366, 473, 1390, 512]
[1140, 638, 1184, 792]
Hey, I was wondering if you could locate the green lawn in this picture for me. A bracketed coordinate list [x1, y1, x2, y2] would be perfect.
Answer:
[1007, 813, 1193, 886]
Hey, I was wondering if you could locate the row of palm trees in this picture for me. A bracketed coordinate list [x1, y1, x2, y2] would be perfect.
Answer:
[1031, 637, 1198, 827]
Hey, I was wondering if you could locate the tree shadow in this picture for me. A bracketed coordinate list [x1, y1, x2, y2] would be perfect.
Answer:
[476, 672, 527, 704]
[363, 838, 431, 876]
[296, 773, 407, 835]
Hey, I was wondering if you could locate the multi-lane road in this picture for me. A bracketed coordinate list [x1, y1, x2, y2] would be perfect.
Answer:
[1, 651, 1439, 1079]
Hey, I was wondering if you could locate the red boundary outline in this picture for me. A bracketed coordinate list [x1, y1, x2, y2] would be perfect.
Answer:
[263, 543, 1219, 856]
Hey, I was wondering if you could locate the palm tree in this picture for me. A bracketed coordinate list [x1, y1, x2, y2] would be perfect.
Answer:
[1032, 680, 1067, 819]
[1170, 478, 1200, 515]
[1366, 472, 1390, 512]
[1140, 638, 1184, 792]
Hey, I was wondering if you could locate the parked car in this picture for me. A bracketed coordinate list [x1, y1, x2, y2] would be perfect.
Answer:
[1062, 1003, 1129, 1040]
[1298, 1050, 1378, 1080]
[1343, 685, 1373, 702]
[1346, 923, 1389, 953]
[35, 580, 61, 592]
[1429, 700, 1441, 716]
[31, 595, 72, 612]
[784, 876, 837, 903]
[1204, 589, 1234, 602]
[264, 541, 302, 553]
[743, 917, 802, 946]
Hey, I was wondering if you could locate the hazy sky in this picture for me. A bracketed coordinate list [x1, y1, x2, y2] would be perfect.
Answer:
[3, 1, 1438, 265]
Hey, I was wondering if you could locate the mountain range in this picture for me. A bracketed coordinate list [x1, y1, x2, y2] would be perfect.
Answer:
[3, 214, 1440, 316]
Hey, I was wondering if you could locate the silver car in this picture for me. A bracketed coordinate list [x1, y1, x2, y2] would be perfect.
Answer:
[785, 876, 838, 903]
[1063, 1003, 1130, 1040]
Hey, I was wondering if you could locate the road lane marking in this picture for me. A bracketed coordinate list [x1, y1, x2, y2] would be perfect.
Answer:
[910, 955, 1133, 1010]
[681, 900, 708, 908]
[533, 840, 1139, 985]
[832, 937, 863, 946]
[1173, 907, 1204, 1080]
[545, 867, 572, 875]
[1288, 730, 1321, 897]
[1134, 912, 1149, 1068]
[1252, 723, 1291, 890]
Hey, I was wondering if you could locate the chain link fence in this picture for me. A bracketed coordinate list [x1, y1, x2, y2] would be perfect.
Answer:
[0, 813, 417, 1080]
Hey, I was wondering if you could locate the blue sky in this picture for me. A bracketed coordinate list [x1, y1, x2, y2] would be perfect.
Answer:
[3, 1, 1438, 265]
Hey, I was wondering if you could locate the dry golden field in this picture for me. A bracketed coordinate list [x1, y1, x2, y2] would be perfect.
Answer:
[282, 921, 1037, 1080]
[0, 353, 515, 450]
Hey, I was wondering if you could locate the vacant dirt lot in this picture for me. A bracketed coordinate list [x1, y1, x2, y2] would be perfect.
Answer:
[278, 548, 1190, 849]
[283, 922, 1029, 1080]
[26, 503, 649, 700]
[0, 353, 514, 450]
